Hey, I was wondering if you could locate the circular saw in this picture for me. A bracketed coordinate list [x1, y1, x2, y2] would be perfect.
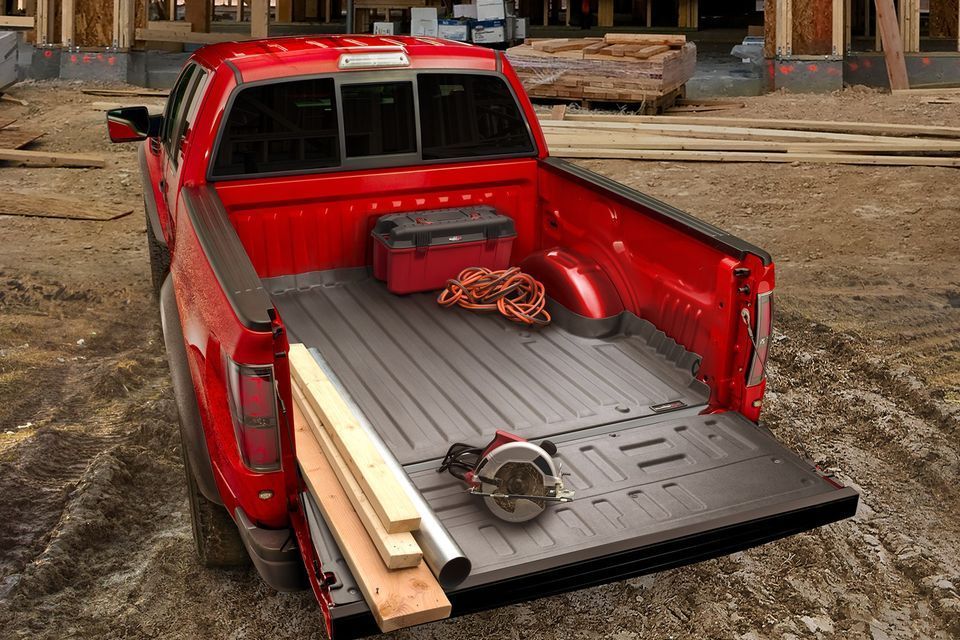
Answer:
[438, 430, 574, 522]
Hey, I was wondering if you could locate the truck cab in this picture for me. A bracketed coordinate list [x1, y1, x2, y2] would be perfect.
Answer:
[108, 35, 857, 638]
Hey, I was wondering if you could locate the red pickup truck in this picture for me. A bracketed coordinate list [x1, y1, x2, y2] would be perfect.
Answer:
[108, 35, 857, 638]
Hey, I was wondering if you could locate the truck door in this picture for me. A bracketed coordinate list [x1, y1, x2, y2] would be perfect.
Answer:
[159, 62, 210, 239]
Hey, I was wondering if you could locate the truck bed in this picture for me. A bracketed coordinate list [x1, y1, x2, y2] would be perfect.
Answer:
[271, 269, 857, 637]
[267, 268, 710, 465]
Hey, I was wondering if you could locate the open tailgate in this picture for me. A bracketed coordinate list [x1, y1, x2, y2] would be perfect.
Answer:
[304, 408, 858, 638]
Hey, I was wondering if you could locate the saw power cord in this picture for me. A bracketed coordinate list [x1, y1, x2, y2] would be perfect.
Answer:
[437, 443, 483, 481]
[437, 267, 551, 326]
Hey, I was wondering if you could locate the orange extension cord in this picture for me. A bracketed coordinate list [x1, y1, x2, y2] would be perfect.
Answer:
[437, 267, 552, 327]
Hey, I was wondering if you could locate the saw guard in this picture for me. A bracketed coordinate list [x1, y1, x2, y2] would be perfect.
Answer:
[474, 441, 565, 522]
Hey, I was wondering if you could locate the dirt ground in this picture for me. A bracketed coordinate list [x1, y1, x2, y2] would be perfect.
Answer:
[0, 82, 957, 640]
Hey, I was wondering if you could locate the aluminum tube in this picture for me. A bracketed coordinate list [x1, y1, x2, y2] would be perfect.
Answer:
[307, 347, 472, 589]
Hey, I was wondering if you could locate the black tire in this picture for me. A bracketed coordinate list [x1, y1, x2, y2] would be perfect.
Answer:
[183, 452, 249, 568]
[146, 205, 171, 298]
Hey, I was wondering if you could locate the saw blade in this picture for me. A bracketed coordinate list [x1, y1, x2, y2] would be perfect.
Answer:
[486, 461, 547, 521]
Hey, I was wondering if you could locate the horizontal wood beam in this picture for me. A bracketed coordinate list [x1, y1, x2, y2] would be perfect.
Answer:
[135, 27, 247, 44]
[0, 15, 35, 27]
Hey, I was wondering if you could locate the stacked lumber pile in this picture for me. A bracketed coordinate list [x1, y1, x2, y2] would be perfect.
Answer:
[540, 112, 960, 167]
[506, 33, 696, 105]
[289, 345, 451, 633]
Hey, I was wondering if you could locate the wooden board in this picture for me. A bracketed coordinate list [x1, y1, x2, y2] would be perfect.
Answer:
[548, 113, 960, 138]
[544, 132, 960, 153]
[874, 0, 909, 90]
[293, 402, 451, 633]
[603, 33, 686, 46]
[82, 88, 169, 97]
[288, 344, 420, 534]
[0, 148, 105, 168]
[134, 28, 243, 44]
[0, 129, 43, 149]
[0, 16, 35, 27]
[549, 147, 960, 166]
[0, 191, 132, 221]
[292, 383, 422, 570]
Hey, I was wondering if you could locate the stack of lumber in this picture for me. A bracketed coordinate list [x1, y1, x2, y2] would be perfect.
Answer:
[289, 344, 451, 633]
[506, 33, 696, 106]
[540, 112, 960, 167]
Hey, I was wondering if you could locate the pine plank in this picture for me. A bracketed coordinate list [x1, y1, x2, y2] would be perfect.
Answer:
[293, 403, 450, 633]
[288, 344, 420, 534]
[544, 132, 960, 153]
[603, 33, 686, 46]
[543, 113, 960, 139]
[291, 382, 422, 570]
[874, 0, 910, 90]
[549, 147, 960, 166]
[0, 149, 105, 168]
[0, 192, 133, 221]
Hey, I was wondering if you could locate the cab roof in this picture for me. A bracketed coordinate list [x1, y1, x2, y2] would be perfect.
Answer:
[192, 35, 500, 83]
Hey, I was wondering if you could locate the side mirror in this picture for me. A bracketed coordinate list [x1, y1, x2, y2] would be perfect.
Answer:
[106, 106, 162, 143]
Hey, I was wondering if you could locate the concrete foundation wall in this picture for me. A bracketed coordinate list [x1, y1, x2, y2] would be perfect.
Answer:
[767, 58, 845, 92]
[845, 53, 960, 88]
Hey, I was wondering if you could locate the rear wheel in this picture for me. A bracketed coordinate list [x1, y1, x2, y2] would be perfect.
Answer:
[183, 454, 249, 568]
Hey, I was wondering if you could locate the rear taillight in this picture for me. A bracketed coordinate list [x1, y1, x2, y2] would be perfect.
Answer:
[224, 357, 281, 472]
[746, 290, 774, 387]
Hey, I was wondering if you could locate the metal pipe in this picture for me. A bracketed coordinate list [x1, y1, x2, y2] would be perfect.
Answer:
[307, 347, 472, 589]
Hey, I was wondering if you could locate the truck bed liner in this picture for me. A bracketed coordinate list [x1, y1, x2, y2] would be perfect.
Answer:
[267, 268, 711, 466]
[277, 269, 856, 637]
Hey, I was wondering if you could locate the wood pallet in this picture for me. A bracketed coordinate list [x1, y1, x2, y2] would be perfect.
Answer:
[506, 33, 696, 112]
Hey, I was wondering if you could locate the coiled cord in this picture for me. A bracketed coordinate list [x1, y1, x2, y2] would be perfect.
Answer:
[437, 267, 552, 327]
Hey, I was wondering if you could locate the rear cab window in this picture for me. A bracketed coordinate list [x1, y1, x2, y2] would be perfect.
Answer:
[210, 72, 535, 180]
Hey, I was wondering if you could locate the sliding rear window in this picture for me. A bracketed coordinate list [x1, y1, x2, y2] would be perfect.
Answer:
[212, 78, 339, 177]
[418, 74, 534, 160]
[211, 72, 535, 179]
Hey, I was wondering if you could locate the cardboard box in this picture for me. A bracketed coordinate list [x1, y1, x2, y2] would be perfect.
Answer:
[373, 21, 402, 35]
[438, 19, 473, 42]
[453, 4, 478, 18]
[476, 0, 506, 21]
[471, 19, 506, 44]
[411, 7, 439, 37]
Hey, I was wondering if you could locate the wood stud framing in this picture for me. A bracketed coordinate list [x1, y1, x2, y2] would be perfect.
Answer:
[775, 0, 793, 56]
[250, 0, 268, 37]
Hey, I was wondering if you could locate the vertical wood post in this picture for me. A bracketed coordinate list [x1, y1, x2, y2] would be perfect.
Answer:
[185, 0, 211, 32]
[251, 0, 268, 37]
[775, 0, 792, 56]
[61, 0, 74, 45]
[112, 0, 135, 48]
[833, 0, 844, 54]
[35, 0, 50, 44]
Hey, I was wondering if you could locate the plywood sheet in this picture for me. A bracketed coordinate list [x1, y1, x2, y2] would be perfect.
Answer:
[793, 0, 834, 54]
[75, 0, 112, 47]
